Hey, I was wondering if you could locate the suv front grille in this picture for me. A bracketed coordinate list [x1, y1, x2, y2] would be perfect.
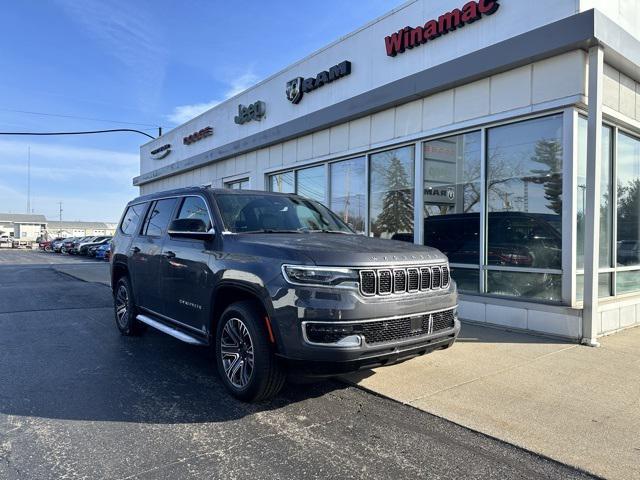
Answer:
[305, 308, 456, 345]
[359, 265, 449, 297]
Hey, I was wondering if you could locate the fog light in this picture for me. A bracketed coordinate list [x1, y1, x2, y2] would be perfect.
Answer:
[335, 335, 362, 347]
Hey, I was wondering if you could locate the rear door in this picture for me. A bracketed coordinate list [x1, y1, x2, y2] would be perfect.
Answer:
[130, 197, 178, 313]
[160, 195, 216, 332]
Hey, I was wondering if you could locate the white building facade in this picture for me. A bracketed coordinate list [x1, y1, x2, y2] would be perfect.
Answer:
[135, 0, 640, 343]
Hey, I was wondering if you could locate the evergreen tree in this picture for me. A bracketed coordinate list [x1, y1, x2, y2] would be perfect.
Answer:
[530, 139, 563, 214]
[374, 155, 414, 236]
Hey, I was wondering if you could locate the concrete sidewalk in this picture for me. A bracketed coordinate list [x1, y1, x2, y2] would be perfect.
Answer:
[342, 323, 640, 480]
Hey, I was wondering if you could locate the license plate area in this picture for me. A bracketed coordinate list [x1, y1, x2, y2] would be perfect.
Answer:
[410, 316, 423, 333]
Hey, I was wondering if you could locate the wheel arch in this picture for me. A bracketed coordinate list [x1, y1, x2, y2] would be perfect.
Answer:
[209, 281, 276, 344]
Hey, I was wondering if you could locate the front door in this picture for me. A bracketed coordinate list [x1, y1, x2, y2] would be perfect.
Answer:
[161, 195, 216, 333]
[131, 197, 178, 314]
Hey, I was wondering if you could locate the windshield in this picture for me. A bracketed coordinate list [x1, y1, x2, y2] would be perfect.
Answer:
[215, 193, 354, 234]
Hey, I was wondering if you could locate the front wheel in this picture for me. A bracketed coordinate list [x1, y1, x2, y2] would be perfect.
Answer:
[215, 301, 285, 402]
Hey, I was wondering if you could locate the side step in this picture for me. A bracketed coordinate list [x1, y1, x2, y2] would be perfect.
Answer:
[136, 314, 207, 345]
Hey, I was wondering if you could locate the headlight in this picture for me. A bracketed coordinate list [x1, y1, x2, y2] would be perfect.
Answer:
[282, 265, 358, 288]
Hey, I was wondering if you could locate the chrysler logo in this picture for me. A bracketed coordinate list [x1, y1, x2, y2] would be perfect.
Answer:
[150, 143, 171, 160]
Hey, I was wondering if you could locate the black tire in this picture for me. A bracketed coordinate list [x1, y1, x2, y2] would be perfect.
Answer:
[215, 301, 285, 402]
[114, 276, 145, 336]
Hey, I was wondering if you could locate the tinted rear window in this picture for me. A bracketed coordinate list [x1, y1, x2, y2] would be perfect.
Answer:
[120, 203, 147, 235]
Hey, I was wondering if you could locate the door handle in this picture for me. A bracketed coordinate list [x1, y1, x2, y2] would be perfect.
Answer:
[163, 251, 176, 259]
[130, 246, 140, 254]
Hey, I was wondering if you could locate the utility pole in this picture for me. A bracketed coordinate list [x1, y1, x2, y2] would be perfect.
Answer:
[27, 146, 31, 213]
[58, 202, 63, 236]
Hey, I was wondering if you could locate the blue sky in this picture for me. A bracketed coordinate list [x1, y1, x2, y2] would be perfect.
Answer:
[0, 0, 397, 222]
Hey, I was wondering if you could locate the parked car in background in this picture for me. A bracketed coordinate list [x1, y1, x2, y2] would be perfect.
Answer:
[87, 244, 101, 257]
[0, 235, 13, 248]
[95, 243, 110, 260]
[60, 237, 79, 254]
[77, 236, 111, 256]
[52, 238, 67, 253]
[39, 237, 63, 252]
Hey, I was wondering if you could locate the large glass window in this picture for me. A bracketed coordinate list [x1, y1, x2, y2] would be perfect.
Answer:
[225, 178, 250, 190]
[296, 165, 326, 202]
[576, 118, 613, 270]
[486, 114, 563, 300]
[270, 171, 294, 193]
[330, 157, 366, 234]
[370, 145, 415, 241]
[616, 132, 640, 268]
[423, 132, 481, 274]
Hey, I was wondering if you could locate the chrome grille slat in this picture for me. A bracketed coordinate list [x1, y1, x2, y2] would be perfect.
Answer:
[377, 270, 392, 295]
[357, 264, 449, 297]
[407, 268, 419, 292]
[393, 269, 407, 293]
[432, 266, 442, 289]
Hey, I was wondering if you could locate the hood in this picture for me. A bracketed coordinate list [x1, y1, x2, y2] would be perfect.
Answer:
[227, 233, 447, 267]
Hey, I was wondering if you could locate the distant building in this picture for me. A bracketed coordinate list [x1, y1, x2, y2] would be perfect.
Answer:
[0, 213, 47, 241]
[45, 221, 117, 238]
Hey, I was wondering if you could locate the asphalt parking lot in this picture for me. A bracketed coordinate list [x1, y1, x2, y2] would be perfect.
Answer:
[0, 250, 597, 479]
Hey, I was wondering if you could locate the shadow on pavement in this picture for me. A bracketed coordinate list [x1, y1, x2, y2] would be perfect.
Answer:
[455, 322, 573, 345]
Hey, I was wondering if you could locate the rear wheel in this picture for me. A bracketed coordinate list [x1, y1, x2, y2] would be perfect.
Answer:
[215, 301, 285, 402]
[114, 276, 145, 336]
[44, 245, 52, 252]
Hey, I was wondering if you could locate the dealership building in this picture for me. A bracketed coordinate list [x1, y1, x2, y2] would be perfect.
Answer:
[135, 0, 640, 344]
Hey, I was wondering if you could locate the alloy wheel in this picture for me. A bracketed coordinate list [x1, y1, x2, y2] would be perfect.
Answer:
[115, 284, 129, 328]
[220, 318, 254, 389]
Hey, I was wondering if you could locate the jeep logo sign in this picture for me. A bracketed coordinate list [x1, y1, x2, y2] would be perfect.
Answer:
[286, 61, 351, 104]
[234, 101, 266, 125]
[150, 143, 171, 160]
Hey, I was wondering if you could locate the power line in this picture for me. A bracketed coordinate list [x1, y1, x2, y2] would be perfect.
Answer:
[0, 108, 160, 129]
[0, 128, 157, 140]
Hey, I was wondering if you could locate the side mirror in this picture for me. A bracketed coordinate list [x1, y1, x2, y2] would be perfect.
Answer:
[168, 218, 215, 240]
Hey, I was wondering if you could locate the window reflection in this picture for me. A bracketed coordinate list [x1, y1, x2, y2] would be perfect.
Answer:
[616, 132, 640, 268]
[423, 132, 481, 268]
[369, 145, 415, 241]
[330, 157, 366, 234]
[576, 119, 612, 269]
[487, 115, 563, 270]
[296, 166, 326, 203]
[270, 171, 294, 193]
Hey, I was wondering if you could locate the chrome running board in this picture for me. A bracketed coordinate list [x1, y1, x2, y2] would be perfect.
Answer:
[136, 314, 206, 345]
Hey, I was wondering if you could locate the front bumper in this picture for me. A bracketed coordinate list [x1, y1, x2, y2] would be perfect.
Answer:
[268, 278, 459, 374]
[281, 326, 458, 375]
